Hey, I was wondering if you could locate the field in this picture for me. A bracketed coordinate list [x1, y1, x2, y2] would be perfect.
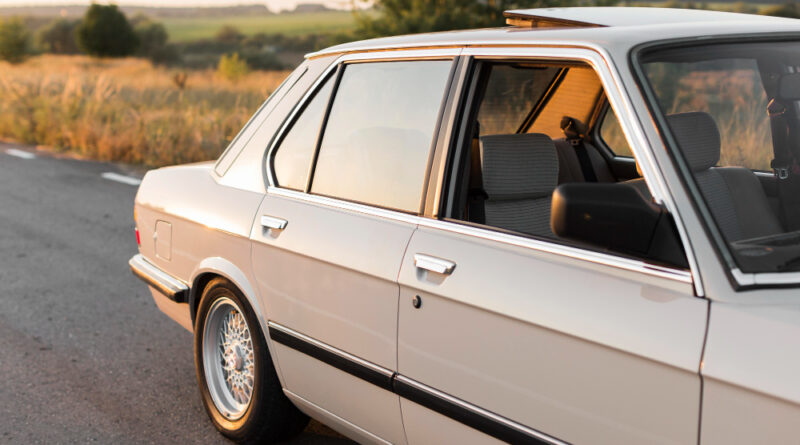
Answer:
[0, 55, 289, 167]
[162, 11, 358, 42]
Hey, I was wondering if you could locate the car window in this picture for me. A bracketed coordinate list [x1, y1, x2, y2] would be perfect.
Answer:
[310, 60, 453, 213]
[217, 65, 306, 176]
[644, 57, 771, 171]
[599, 110, 634, 157]
[639, 41, 800, 274]
[442, 59, 687, 267]
[477, 64, 559, 135]
[526, 65, 603, 139]
[273, 73, 335, 191]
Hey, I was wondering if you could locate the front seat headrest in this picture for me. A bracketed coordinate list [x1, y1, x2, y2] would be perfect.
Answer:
[666, 112, 720, 172]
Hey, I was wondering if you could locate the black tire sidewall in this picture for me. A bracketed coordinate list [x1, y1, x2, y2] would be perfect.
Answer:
[194, 278, 267, 441]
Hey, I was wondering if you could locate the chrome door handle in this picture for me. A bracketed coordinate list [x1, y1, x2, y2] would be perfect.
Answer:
[261, 215, 288, 230]
[414, 254, 456, 275]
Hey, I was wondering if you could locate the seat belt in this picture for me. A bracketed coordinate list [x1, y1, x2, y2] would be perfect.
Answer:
[466, 123, 486, 224]
[561, 117, 598, 182]
[767, 95, 800, 231]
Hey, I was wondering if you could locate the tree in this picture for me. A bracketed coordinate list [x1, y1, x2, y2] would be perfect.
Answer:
[215, 25, 245, 44]
[352, 0, 573, 39]
[0, 17, 31, 64]
[134, 19, 178, 64]
[76, 4, 139, 57]
[38, 18, 80, 54]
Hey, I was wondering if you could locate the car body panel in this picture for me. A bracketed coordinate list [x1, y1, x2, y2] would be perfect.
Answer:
[216, 55, 338, 194]
[701, 302, 800, 442]
[249, 189, 414, 444]
[397, 224, 706, 444]
[128, 9, 800, 444]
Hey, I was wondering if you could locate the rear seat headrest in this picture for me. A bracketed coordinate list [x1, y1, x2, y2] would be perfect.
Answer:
[479, 133, 559, 200]
[666, 112, 720, 172]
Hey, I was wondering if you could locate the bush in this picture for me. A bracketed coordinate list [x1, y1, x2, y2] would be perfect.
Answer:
[0, 17, 31, 64]
[218, 52, 250, 82]
[38, 19, 80, 54]
[762, 3, 800, 19]
[134, 20, 180, 65]
[76, 4, 139, 57]
[215, 25, 245, 44]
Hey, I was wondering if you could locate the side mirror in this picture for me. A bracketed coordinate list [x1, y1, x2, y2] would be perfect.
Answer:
[551, 183, 688, 268]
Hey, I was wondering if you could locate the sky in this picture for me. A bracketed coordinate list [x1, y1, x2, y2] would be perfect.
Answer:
[0, 0, 355, 12]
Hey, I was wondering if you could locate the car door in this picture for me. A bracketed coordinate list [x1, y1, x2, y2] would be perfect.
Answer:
[250, 52, 458, 444]
[395, 49, 709, 444]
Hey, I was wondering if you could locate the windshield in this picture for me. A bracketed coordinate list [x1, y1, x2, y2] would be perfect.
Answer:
[639, 40, 800, 274]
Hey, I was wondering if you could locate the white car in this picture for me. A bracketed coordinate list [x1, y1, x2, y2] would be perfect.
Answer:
[130, 7, 800, 444]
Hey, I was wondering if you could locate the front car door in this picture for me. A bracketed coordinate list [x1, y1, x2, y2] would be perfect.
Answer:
[396, 48, 709, 444]
[250, 50, 459, 444]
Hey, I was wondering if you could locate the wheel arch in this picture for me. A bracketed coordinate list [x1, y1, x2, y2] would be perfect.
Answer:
[189, 257, 265, 331]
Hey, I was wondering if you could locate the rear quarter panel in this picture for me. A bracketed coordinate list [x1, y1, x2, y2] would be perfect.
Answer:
[134, 163, 265, 329]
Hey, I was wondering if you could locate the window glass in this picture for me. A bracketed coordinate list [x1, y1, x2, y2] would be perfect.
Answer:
[273, 73, 334, 191]
[527, 66, 603, 139]
[477, 64, 559, 135]
[599, 110, 634, 157]
[217, 66, 306, 176]
[644, 57, 771, 170]
[639, 41, 800, 274]
[311, 60, 452, 213]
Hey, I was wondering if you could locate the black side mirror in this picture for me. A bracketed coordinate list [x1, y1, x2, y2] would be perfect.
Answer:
[551, 183, 688, 268]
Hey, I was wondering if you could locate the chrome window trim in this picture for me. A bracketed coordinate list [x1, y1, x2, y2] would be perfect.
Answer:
[732, 267, 800, 286]
[394, 375, 568, 445]
[268, 186, 692, 284]
[263, 45, 698, 290]
[264, 48, 463, 187]
[419, 218, 692, 284]
[461, 46, 701, 293]
[216, 66, 307, 177]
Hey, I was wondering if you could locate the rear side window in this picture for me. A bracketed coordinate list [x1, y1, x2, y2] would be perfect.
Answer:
[599, 110, 634, 157]
[310, 60, 452, 213]
[477, 64, 559, 135]
[273, 74, 335, 191]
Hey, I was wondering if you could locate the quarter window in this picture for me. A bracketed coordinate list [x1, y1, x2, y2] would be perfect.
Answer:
[273, 73, 335, 191]
[310, 60, 452, 213]
[599, 110, 634, 157]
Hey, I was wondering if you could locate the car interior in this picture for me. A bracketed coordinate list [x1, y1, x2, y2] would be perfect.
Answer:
[444, 60, 687, 267]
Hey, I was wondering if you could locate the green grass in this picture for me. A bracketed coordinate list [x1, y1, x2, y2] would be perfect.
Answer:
[163, 11, 357, 42]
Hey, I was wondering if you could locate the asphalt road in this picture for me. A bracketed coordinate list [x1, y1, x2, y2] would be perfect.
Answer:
[0, 143, 354, 444]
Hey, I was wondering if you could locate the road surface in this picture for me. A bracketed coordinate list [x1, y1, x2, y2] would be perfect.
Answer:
[0, 143, 354, 444]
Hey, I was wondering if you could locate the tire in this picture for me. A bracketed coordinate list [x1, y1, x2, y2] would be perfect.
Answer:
[194, 277, 308, 444]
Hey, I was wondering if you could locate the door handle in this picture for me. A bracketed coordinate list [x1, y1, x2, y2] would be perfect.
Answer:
[261, 215, 288, 230]
[414, 254, 456, 275]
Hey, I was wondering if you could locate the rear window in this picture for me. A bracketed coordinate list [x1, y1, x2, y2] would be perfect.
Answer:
[310, 60, 453, 213]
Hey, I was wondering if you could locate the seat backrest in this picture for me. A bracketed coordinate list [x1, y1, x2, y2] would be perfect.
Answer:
[479, 133, 559, 238]
[667, 112, 783, 241]
[554, 139, 616, 184]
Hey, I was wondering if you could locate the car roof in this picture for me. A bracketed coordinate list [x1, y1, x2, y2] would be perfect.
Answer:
[309, 7, 800, 58]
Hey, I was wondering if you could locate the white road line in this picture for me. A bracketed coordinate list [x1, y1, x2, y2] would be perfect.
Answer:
[5, 148, 36, 159]
[101, 172, 142, 186]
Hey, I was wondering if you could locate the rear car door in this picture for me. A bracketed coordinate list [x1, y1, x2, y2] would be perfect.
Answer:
[249, 51, 458, 444]
[396, 49, 709, 444]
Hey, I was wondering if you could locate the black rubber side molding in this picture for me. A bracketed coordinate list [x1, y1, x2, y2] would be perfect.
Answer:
[393, 377, 553, 445]
[268, 323, 566, 445]
[268, 326, 394, 391]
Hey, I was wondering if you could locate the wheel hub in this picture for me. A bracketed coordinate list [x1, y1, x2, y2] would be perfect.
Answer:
[203, 298, 255, 420]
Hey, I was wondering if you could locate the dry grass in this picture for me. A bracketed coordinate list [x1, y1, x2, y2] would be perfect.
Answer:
[648, 64, 773, 171]
[0, 55, 290, 167]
